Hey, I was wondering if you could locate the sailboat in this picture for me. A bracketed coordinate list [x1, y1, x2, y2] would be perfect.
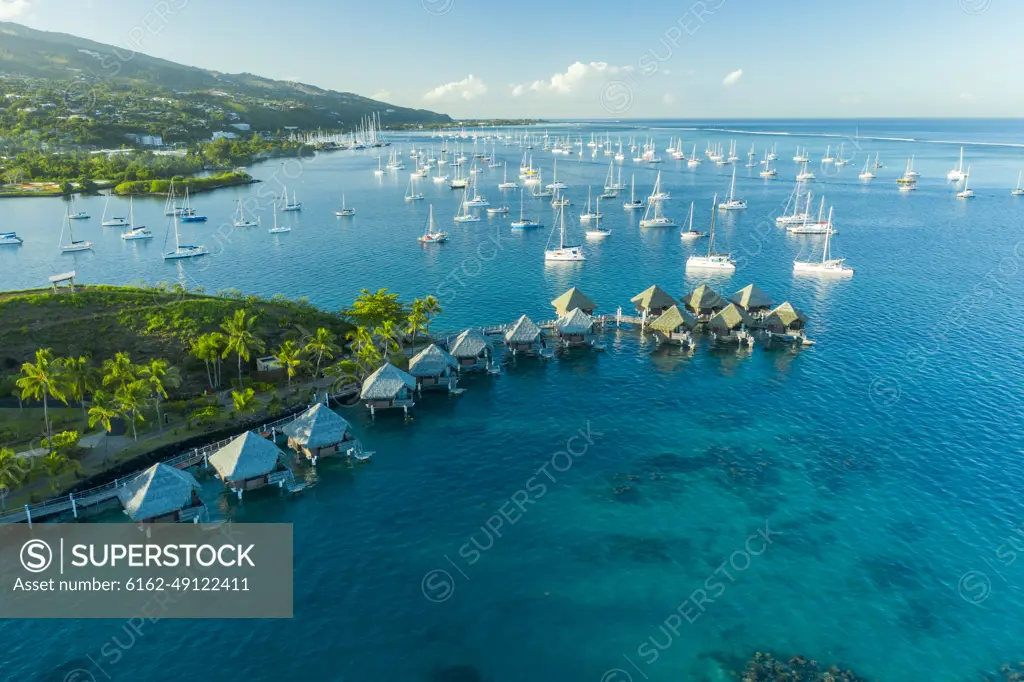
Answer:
[498, 161, 518, 189]
[269, 205, 291, 234]
[532, 170, 553, 198]
[821, 145, 834, 164]
[604, 162, 626, 190]
[873, 152, 884, 169]
[463, 174, 489, 207]
[686, 194, 735, 271]
[956, 166, 975, 199]
[511, 190, 541, 230]
[281, 188, 302, 211]
[858, 156, 876, 180]
[164, 180, 184, 215]
[680, 201, 707, 240]
[793, 207, 852, 276]
[796, 161, 816, 181]
[788, 196, 834, 234]
[760, 150, 777, 177]
[419, 205, 448, 243]
[947, 147, 966, 182]
[1013, 171, 1024, 196]
[374, 156, 385, 176]
[639, 174, 675, 228]
[623, 174, 645, 210]
[579, 187, 603, 221]
[550, 187, 570, 208]
[745, 144, 757, 167]
[834, 142, 848, 167]
[585, 197, 611, 239]
[405, 177, 425, 202]
[544, 205, 585, 261]
[120, 197, 152, 240]
[232, 200, 260, 227]
[687, 144, 701, 168]
[793, 147, 810, 163]
[58, 208, 92, 252]
[0, 231, 23, 245]
[718, 167, 747, 210]
[546, 160, 568, 190]
[649, 171, 671, 201]
[163, 206, 207, 260]
[178, 187, 207, 222]
[67, 195, 90, 220]
[896, 157, 918, 188]
[454, 188, 481, 223]
[335, 193, 355, 216]
[100, 195, 127, 227]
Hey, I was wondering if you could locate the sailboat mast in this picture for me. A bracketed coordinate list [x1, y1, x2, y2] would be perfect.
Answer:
[708, 194, 718, 257]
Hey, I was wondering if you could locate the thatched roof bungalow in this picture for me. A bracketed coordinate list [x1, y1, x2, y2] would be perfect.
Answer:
[648, 305, 699, 347]
[283, 403, 360, 463]
[448, 329, 493, 371]
[762, 302, 809, 337]
[681, 284, 728, 318]
[555, 308, 595, 347]
[504, 315, 545, 355]
[408, 343, 459, 391]
[707, 303, 756, 346]
[552, 287, 597, 316]
[730, 284, 775, 314]
[631, 285, 677, 318]
[361, 363, 417, 416]
[118, 463, 205, 523]
[209, 431, 287, 494]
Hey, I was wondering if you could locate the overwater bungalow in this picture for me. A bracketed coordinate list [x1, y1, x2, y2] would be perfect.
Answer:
[408, 343, 460, 391]
[448, 329, 494, 371]
[504, 315, 547, 356]
[360, 362, 417, 416]
[552, 287, 597, 316]
[648, 305, 699, 349]
[208, 431, 290, 498]
[631, 285, 677, 323]
[730, 284, 775, 317]
[761, 301, 812, 345]
[117, 463, 206, 523]
[681, 284, 728, 320]
[555, 308, 596, 347]
[706, 303, 757, 347]
[282, 403, 363, 464]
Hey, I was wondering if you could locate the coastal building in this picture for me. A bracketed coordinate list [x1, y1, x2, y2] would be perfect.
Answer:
[706, 303, 756, 347]
[730, 284, 776, 317]
[552, 287, 597, 316]
[360, 363, 417, 416]
[117, 463, 206, 523]
[555, 308, 596, 348]
[447, 329, 493, 372]
[408, 343, 460, 392]
[282, 403, 363, 464]
[212, 131, 239, 141]
[761, 302, 811, 344]
[504, 315, 546, 356]
[631, 285, 677, 325]
[681, 284, 728, 320]
[648, 305, 699, 349]
[208, 431, 289, 497]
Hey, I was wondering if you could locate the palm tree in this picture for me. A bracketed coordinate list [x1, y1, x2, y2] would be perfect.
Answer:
[221, 309, 265, 388]
[374, 320, 403, 362]
[192, 332, 227, 389]
[114, 380, 148, 441]
[61, 355, 98, 422]
[87, 390, 118, 453]
[101, 352, 136, 391]
[274, 340, 302, 389]
[0, 447, 31, 511]
[16, 348, 67, 448]
[140, 359, 181, 430]
[38, 452, 81, 493]
[421, 295, 443, 336]
[303, 327, 340, 378]
[231, 387, 257, 415]
[407, 299, 428, 348]
[346, 327, 381, 376]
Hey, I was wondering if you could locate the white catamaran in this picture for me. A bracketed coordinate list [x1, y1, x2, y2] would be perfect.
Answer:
[718, 166, 747, 211]
[686, 194, 735, 272]
[793, 207, 852, 276]
[511, 190, 540, 230]
[947, 147, 966, 182]
[419, 205, 448, 244]
[544, 205, 585, 262]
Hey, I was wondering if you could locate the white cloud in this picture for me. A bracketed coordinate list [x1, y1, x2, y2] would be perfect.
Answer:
[722, 69, 743, 88]
[663, 93, 676, 105]
[514, 61, 631, 95]
[371, 90, 392, 101]
[0, 0, 31, 20]
[423, 74, 487, 102]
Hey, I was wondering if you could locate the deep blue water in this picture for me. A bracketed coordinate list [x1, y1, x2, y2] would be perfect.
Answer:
[3, 119, 1024, 681]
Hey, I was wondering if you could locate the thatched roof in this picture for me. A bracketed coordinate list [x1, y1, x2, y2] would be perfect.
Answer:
[763, 302, 809, 331]
[505, 315, 542, 343]
[631, 285, 677, 313]
[556, 308, 594, 335]
[551, 287, 597, 315]
[449, 329, 492, 358]
[282, 403, 350, 448]
[681, 284, 727, 313]
[730, 284, 775, 311]
[361, 363, 416, 400]
[118, 463, 200, 521]
[209, 431, 283, 481]
[649, 305, 698, 333]
[408, 344, 458, 377]
[707, 303, 756, 332]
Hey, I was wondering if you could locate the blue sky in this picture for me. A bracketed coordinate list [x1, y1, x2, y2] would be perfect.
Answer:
[4, 0, 1020, 118]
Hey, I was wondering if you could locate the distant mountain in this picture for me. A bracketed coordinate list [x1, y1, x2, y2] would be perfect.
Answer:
[0, 21, 451, 129]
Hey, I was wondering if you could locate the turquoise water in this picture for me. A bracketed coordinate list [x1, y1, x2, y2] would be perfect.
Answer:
[3, 119, 1024, 681]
